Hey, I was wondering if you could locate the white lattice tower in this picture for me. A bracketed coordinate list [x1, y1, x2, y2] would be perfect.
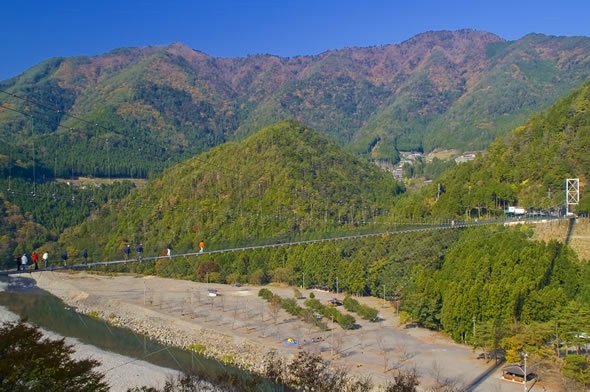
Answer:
[566, 178, 579, 216]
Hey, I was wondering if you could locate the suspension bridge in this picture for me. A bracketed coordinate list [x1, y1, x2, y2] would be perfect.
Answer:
[0, 215, 566, 276]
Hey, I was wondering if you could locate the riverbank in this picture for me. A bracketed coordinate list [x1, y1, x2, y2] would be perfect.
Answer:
[32, 271, 524, 391]
[0, 305, 180, 392]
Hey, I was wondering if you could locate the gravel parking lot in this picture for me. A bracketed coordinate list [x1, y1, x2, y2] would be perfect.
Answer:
[33, 272, 529, 391]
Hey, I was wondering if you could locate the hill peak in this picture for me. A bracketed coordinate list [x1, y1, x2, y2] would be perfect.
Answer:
[400, 29, 504, 46]
[164, 42, 210, 59]
[59, 120, 402, 257]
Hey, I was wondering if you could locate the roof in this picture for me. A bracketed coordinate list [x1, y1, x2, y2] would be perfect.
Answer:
[502, 365, 532, 377]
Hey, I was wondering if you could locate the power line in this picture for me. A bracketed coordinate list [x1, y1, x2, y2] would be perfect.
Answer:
[0, 103, 83, 133]
[0, 88, 103, 132]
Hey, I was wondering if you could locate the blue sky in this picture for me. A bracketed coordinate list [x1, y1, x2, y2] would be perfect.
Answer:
[2, 0, 589, 80]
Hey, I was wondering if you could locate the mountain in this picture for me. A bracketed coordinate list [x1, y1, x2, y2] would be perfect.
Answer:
[394, 79, 590, 219]
[2, 30, 590, 178]
[58, 120, 403, 258]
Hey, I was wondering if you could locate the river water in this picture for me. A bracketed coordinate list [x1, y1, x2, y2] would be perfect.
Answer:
[0, 275, 284, 391]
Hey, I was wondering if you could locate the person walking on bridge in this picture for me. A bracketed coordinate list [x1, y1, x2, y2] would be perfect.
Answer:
[198, 240, 205, 254]
[42, 251, 49, 269]
[123, 244, 131, 261]
[81, 249, 88, 264]
[136, 243, 143, 262]
[31, 251, 39, 270]
[21, 254, 28, 272]
[61, 250, 68, 267]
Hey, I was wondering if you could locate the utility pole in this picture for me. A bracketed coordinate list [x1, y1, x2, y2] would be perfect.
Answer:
[30, 115, 36, 195]
[336, 277, 339, 295]
[523, 352, 528, 392]
[472, 316, 476, 341]
[331, 315, 334, 358]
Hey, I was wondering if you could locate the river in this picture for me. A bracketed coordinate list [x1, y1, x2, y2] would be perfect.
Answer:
[0, 275, 284, 391]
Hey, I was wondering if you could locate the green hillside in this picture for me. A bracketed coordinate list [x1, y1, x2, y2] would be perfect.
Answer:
[422, 34, 590, 151]
[3, 31, 590, 180]
[58, 120, 403, 258]
[0, 196, 52, 269]
[394, 79, 590, 219]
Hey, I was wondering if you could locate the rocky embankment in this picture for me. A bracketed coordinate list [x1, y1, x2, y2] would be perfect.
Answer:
[79, 302, 267, 373]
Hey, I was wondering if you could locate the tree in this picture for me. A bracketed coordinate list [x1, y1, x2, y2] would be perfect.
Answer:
[562, 355, 590, 388]
[0, 321, 109, 392]
[263, 350, 285, 384]
[385, 369, 420, 392]
[195, 260, 219, 282]
[287, 351, 349, 391]
[272, 267, 292, 284]
[269, 296, 282, 337]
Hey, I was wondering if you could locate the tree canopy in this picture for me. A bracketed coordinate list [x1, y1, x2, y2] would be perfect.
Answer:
[0, 321, 109, 392]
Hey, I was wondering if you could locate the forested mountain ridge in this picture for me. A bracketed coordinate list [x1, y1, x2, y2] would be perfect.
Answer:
[2, 30, 590, 178]
[394, 79, 590, 219]
[58, 120, 403, 258]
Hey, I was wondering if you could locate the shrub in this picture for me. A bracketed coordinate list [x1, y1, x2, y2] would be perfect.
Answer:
[305, 298, 356, 329]
[258, 288, 273, 300]
[219, 354, 234, 364]
[281, 298, 299, 316]
[343, 295, 379, 321]
[225, 272, 240, 285]
[260, 289, 328, 330]
[207, 271, 222, 283]
[248, 269, 267, 285]
[188, 343, 206, 354]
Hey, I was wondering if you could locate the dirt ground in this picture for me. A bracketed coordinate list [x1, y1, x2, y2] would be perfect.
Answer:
[33, 271, 545, 391]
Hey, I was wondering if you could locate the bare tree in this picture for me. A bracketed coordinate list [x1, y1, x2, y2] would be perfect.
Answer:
[376, 333, 391, 372]
[385, 368, 420, 392]
[389, 342, 415, 371]
[333, 331, 345, 359]
[429, 361, 464, 392]
[269, 296, 282, 338]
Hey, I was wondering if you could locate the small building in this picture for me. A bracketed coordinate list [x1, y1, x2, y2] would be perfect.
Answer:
[501, 364, 534, 384]
[455, 152, 477, 164]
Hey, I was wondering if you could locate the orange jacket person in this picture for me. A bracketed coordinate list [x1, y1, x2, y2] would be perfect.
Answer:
[198, 240, 205, 253]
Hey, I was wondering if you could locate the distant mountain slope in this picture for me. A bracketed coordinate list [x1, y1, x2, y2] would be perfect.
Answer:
[2, 30, 590, 178]
[59, 121, 403, 258]
[394, 80, 590, 218]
